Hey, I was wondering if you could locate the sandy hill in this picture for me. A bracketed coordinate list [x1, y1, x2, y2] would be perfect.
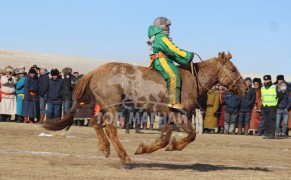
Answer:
[0, 50, 107, 74]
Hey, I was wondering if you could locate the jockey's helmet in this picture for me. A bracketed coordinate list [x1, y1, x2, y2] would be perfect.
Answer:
[153, 17, 171, 30]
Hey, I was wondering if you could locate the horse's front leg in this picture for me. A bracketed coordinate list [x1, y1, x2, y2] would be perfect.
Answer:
[165, 118, 196, 151]
[135, 125, 172, 155]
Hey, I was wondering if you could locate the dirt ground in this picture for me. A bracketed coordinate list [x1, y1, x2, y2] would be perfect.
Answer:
[0, 122, 290, 180]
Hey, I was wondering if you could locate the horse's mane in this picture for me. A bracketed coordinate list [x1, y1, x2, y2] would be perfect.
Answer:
[178, 57, 217, 72]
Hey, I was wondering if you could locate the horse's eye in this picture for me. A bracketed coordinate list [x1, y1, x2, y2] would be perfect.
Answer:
[231, 67, 236, 72]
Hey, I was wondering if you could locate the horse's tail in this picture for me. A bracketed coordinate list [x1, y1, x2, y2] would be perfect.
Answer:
[43, 72, 94, 131]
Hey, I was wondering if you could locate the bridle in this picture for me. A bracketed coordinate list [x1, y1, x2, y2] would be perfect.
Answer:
[216, 58, 242, 92]
[190, 53, 242, 92]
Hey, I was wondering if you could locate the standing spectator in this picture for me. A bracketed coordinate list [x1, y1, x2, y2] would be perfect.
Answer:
[73, 72, 79, 79]
[224, 88, 241, 134]
[62, 67, 78, 115]
[21, 69, 40, 123]
[194, 94, 207, 134]
[15, 69, 27, 123]
[203, 86, 220, 133]
[274, 75, 288, 86]
[237, 77, 256, 135]
[47, 69, 63, 120]
[18, 65, 26, 73]
[249, 78, 263, 135]
[0, 68, 3, 121]
[218, 85, 226, 134]
[261, 75, 283, 139]
[38, 67, 49, 124]
[0, 66, 16, 122]
[275, 82, 290, 138]
[31, 65, 40, 76]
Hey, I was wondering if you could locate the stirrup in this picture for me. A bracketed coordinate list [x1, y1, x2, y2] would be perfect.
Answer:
[169, 103, 184, 110]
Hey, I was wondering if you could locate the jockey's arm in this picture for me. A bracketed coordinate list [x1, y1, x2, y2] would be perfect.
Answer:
[158, 36, 194, 64]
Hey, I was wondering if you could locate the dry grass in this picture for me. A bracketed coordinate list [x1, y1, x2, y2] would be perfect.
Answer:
[0, 122, 290, 180]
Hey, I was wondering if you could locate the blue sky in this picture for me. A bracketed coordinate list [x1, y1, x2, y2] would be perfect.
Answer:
[0, 0, 290, 74]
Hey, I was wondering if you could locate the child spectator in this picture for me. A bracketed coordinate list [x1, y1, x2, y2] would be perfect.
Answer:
[224, 87, 241, 134]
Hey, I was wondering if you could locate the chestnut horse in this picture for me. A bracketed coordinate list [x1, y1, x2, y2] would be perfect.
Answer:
[44, 52, 247, 163]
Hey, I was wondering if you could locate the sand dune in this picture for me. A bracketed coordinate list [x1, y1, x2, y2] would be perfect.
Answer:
[0, 49, 107, 74]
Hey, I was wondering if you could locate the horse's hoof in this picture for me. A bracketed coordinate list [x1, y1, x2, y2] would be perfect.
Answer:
[124, 156, 131, 163]
[134, 143, 144, 155]
[165, 144, 174, 151]
[102, 150, 110, 158]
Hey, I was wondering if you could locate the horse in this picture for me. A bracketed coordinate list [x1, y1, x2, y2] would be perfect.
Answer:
[44, 51, 247, 163]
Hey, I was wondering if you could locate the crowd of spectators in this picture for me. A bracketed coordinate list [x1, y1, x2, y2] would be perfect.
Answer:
[0, 65, 84, 124]
[0, 65, 290, 138]
[194, 75, 291, 138]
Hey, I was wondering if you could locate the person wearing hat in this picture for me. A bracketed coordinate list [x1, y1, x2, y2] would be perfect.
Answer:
[203, 85, 220, 134]
[261, 75, 283, 139]
[46, 69, 64, 120]
[62, 67, 78, 115]
[0, 68, 3, 121]
[19, 65, 25, 73]
[237, 77, 256, 135]
[217, 84, 226, 134]
[15, 69, 27, 123]
[21, 68, 40, 123]
[0, 66, 17, 122]
[38, 66, 49, 124]
[30, 65, 40, 76]
[147, 17, 194, 110]
[224, 85, 242, 134]
[249, 78, 263, 135]
[275, 82, 291, 138]
[274, 75, 286, 85]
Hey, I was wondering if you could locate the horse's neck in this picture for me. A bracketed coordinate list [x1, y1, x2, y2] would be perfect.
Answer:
[195, 58, 219, 96]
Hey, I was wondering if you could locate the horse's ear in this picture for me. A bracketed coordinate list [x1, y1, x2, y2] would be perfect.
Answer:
[221, 52, 225, 59]
[226, 51, 232, 60]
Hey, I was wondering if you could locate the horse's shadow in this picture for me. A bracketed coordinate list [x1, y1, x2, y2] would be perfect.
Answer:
[124, 163, 271, 172]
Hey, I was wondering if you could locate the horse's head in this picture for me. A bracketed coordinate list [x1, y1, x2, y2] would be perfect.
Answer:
[216, 52, 247, 96]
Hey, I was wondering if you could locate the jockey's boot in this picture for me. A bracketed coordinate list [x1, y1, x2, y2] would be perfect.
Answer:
[143, 122, 147, 130]
[135, 124, 144, 134]
[171, 103, 184, 110]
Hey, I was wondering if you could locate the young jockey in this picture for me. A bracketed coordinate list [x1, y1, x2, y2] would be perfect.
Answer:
[147, 17, 194, 110]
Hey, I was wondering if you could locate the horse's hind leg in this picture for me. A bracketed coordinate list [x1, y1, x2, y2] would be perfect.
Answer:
[135, 125, 172, 155]
[165, 120, 196, 151]
[103, 108, 131, 163]
[104, 123, 131, 163]
[90, 116, 110, 158]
